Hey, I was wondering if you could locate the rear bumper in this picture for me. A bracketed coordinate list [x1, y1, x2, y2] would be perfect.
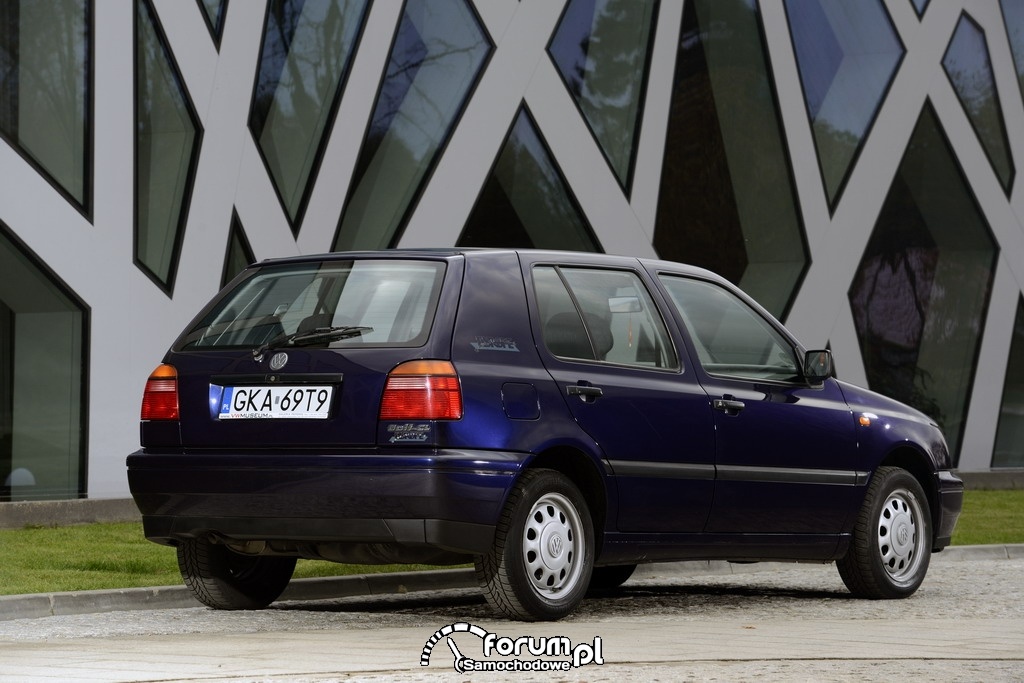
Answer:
[933, 469, 964, 551]
[126, 448, 525, 556]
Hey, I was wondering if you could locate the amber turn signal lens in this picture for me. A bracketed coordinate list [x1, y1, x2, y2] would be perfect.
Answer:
[141, 364, 179, 420]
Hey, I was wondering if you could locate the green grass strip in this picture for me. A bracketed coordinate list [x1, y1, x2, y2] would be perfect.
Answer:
[0, 490, 1020, 596]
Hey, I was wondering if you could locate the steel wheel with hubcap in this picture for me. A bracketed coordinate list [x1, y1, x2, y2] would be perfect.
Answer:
[838, 466, 931, 599]
[475, 468, 594, 620]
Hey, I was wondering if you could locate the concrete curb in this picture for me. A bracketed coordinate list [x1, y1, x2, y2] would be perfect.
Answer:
[1, 545, 1019, 622]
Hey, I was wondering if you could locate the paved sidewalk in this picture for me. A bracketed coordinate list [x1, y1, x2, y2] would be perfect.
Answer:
[1, 544, 1021, 621]
[0, 546, 1021, 682]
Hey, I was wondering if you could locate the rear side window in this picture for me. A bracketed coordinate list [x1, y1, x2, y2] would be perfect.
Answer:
[533, 266, 678, 369]
[176, 260, 445, 350]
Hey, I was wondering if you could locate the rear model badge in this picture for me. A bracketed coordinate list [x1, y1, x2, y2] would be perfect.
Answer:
[268, 352, 289, 371]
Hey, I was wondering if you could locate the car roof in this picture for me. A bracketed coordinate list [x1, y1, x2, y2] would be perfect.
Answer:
[249, 248, 723, 282]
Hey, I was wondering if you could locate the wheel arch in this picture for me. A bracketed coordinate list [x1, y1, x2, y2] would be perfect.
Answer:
[524, 447, 610, 558]
[879, 445, 940, 542]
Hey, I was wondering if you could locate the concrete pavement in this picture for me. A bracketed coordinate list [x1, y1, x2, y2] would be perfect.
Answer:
[1, 544, 1020, 621]
[0, 546, 1021, 681]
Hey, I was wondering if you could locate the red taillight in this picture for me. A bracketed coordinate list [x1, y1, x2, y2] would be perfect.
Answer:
[141, 364, 179, 420]
[379, 360, 462, 420]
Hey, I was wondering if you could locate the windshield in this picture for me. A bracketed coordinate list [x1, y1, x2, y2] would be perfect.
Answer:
[176, 259, 446, 350]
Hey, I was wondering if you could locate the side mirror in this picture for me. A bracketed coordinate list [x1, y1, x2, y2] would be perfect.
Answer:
[803, 349, 833, 386]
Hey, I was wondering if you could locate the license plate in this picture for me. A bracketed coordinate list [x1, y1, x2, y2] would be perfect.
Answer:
[218, 386, 333, 420]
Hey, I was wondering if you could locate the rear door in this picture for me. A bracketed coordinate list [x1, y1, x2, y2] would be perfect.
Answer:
[524, 258, 716, 533]
[170, 257, 458, 449]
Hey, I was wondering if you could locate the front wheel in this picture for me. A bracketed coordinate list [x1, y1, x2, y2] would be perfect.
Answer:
[177, 537, 296, 610]
[475, 469, 594, 620]
[837, 466, 931, 599]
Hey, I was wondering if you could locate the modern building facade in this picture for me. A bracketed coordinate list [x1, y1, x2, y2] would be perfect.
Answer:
[1, 0, 1022, 501]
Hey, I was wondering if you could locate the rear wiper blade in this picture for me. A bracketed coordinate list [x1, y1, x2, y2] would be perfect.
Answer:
[252, 325, 373, 361]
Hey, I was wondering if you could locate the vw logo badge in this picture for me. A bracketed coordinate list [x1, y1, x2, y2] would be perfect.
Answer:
[548, 535, 563, 557]
[268, 352, 289, 371]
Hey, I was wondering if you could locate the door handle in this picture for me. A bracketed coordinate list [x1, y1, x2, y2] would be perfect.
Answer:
[713, 397, 745, 415]
[567, 384, 603, 402]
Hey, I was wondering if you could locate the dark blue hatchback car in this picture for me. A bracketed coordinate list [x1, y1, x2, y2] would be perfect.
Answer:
[127, 249, 963, 620]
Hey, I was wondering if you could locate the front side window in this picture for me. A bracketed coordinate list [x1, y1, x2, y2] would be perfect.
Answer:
[533, 266, 677, 370]
[660, 276, 799, 382]
[178, 259, 445, 350]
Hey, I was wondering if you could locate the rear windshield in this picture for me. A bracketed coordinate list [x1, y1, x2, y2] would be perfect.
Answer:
[176, 259, 446, 350]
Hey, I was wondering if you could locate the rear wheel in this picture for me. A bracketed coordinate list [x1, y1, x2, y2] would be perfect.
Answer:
[838, 466, 931, 599]
[475, 469, 594, 620]
[177, 537, 296, 609]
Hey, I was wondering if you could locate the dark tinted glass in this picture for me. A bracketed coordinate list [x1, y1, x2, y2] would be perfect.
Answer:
[1001, 0, 1024, 102]
[199, 0, 227, 43]
[0, 223, 86, 501]
[849, 104, 997, 464]
[548, 0, 656, 189]
[943, 13, 1014, 193]
[994, 298, 1024, 468]
[785, 0, 903, 208]
[0, 0, 90, 209]
[136, 0, 201, 293]
[654, 0, 807, 320]
[250, 0, 367, 229]
[459, 108, 599, 251]
[221, 212, 254, 288]
[333, 0, 490, 251]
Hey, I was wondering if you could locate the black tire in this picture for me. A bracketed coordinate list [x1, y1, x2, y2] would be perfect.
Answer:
[177, 537, 296, 610]
[837, 466, 932, 599]
[588, 564, 637, 593]
[475, 468, 594, 621]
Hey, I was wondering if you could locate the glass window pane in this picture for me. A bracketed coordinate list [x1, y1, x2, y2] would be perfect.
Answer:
[848, 104, 997, 464]
[994, 297, 1024, 467]
[221, 212, 254, 288]
[785, 0, 904, 208]
[0, 224, 86, 501]
[179, 260, 444, 349]
[136, 0, 201, 292]
[251, 0, 368, 228]
[1001, 0, 1024, 104]
[660, 276, 798, 382]
[459, 108, 600, 251]
[654, 0, 808, 320]
[0, 0, 90, 208]
[943, 13, 1015, 193]
[548, 0, 656, 189]
[534, 266, 677, 369]
[199, 0, 227, 43]
[333, 0, 490, 251]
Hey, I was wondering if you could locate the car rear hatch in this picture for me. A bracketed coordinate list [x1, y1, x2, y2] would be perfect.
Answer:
[143, 255, 461, 450]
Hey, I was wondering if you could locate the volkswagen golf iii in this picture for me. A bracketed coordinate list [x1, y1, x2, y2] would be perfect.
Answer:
[127, 249, 963, 620]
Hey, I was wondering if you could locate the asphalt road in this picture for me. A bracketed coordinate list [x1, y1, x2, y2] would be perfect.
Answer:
[0, 547, 1022, 682]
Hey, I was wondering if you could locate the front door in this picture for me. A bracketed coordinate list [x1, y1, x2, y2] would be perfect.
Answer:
[656, 274, 860, 535]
